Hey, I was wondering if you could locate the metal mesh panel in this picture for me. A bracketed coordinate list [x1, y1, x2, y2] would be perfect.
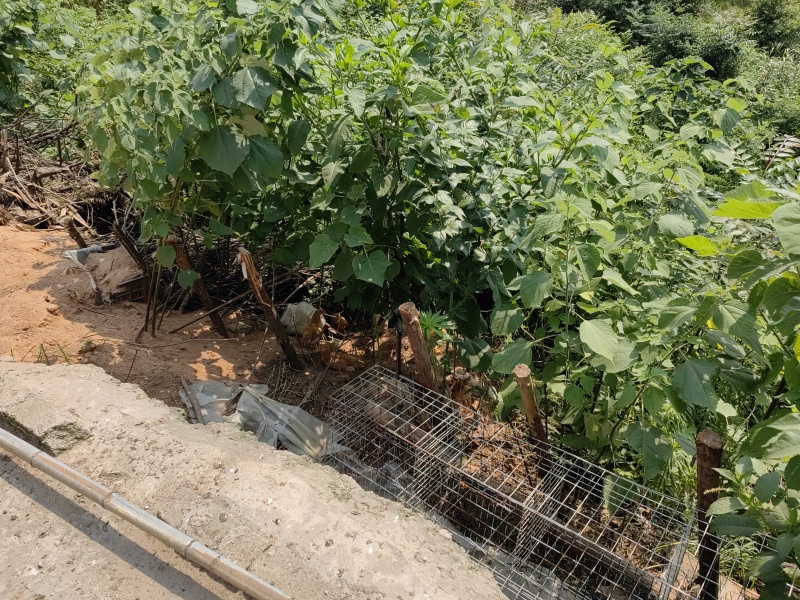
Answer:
[321, 366, 791, 600]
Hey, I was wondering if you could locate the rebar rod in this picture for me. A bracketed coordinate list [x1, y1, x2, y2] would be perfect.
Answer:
[0, 427, 289, 600]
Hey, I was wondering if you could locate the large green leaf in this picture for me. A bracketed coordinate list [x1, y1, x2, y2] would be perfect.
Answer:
[785, 455, 800, 490]
[579, 319, 618, 359]
[352, 251, 390, 287]
[714, 107, 740, 134]
[491, 305, 525, 336]
[674, 164, 703, 190]
[350, 144, 374, 173]
[712, 302, 756, 340]
[762, 276, 800, 320]
[235, 0, 259, 15]
[576, 244, 602, 280]
[155, 245, 176, 268]
[601, 269, 639, 296]
[741, 413, 800, 460]
[773, 203, 800, 256]
[309, 234, 337, 268]
[411, 84, 447, 106]
[657, 213, 694, 238]
[711, 514, 761, 536]
[589, 340, 638, 373]
[676, 235, 719, 256]
[232, 67, 276, 110]
[707, 497, 747, 515]
[671, 359, 719, 409]
[713, 200, 782, 219]
[457, 338, 493, 371]
[244, 135, 283, 180]
[513, 271, 552, 308]
[199, 126, 249, 176]
[727, 250, 764, 281]
[754, 471, 782, 502]
[287, 120, 311, 155]
[343, 85, 366, 117]
[325, 114, 352, 161]
[177, 269, 200, 289]
[658, 304, 695, 331]
[190, 65, 215, 92]
[725, 180, 775, 202]
[492, 339, 533, 374]
[624, 423, 673, 482]
[344, 225, 373, 247]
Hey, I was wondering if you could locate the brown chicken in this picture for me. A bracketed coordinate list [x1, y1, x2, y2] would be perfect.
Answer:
[301, 309, 326, 347]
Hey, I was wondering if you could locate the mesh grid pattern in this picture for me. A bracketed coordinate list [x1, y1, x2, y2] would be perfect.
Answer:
[321, 366, 788, 600]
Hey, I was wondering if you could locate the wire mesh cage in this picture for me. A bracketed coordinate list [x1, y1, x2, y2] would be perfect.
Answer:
[320, 366, 797, 600]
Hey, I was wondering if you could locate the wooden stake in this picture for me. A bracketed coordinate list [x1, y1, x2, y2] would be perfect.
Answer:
[65, 218, 87, 248]
[167, 236, 229, 339]
[696, 430, 724, 600]
[512, 364, 548, 444]
[237, 248, 303, 370]
[397, 302, 437, 390]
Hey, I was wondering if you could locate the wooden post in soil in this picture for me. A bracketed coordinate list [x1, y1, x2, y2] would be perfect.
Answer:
[512, 364, 548, 444]
[65, 218, 87, 248]
[166, 236, 229, 339]
[696, 430, 724, 600]
[397, 302, 437, 391]
[237, 248, 303, 371]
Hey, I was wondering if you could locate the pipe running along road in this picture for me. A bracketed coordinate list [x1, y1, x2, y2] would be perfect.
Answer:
[0, 427, 290, 600]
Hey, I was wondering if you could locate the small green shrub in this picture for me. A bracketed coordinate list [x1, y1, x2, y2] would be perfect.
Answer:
[642, 6, 696, 66]
[694, 24, 742, 80]
[751, 0, 800, 56]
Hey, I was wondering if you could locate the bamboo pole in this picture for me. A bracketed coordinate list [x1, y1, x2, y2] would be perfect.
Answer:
[0, 427, 289, 600]
[237, 248, 303, 370]
[397, 302, 437, 391]
[167, 236, 229, 339]
[696, 430, 724, 600]
[512, 364, 548, 444]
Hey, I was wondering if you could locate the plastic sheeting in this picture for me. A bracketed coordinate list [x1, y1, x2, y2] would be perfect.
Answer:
[178, 379, 342, 460]
[237, 386, 344, 459]
[280, 302, 318, 335]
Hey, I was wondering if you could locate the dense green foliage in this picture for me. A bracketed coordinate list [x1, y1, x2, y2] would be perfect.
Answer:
[752, 0, 800, 56]
[6, 0, 800, 593]
[0, 0, 41, 114]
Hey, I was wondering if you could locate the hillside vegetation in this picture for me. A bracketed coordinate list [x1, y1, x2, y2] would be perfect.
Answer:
[4, 0, 800, 594]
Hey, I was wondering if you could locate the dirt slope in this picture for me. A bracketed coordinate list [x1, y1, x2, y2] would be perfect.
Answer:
[0, 361, 505, 600]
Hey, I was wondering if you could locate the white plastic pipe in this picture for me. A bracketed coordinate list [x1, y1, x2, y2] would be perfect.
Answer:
[0, 427, 290, 600]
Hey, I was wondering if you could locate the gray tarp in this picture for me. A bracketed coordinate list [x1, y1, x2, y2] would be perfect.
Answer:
[179, 380, 342, 459]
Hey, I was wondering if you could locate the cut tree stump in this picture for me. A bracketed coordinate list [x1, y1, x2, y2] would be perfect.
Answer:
[398, 302, 437, 391]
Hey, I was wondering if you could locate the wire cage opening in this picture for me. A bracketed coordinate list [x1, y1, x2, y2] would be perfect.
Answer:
[320, 366, 794, 600]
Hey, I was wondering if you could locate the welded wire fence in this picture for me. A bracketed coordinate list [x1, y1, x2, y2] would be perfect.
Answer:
[321, 366, 797, 600]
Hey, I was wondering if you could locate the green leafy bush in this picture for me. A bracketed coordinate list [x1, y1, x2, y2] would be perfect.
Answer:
[0, 0, 41, 114]
[752, 0, 800, 56]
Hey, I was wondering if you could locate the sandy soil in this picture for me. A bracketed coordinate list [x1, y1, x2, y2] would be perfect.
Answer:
[0, 226, 374, 411]
[0, 361, 506, 600]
